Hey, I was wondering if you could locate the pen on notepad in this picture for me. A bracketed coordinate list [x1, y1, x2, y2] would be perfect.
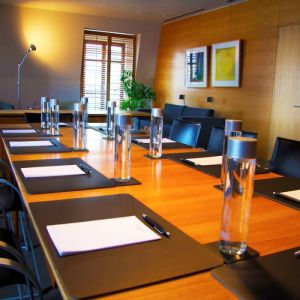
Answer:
[142, 214, 170, 238]
[79, 164, 92, 175]
[180, 158, 195, 166]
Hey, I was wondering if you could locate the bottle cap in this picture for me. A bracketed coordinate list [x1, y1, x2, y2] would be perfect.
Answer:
[227, 137, 257, 159]
[225, 119, 242, 135]
[74, 103, 86, 112]
[115, 113, 131, 127]
[80, 97, 88, 105]
[41, 96, 49, 104]
[49, 98, 59, 106]
[151, 108, 163, 117]
[107, 101, 116, 108]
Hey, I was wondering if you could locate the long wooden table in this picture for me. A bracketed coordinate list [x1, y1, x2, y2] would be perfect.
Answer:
[1, 125, 300, 299]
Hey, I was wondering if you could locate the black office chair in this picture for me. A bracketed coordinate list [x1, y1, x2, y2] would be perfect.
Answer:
[169, 119, 202, 148]
[0, 101, 14, 110]
[269, 137, 300, 179]
[206, 127, 225, 154]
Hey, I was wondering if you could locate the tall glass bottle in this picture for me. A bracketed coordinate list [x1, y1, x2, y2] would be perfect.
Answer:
[73, 103, 87, 150]
[80, 97, 89, 128]
[149, 108, 163, 158]
[40, 96, 50, 129]
[219, 137, 257, 256]
[114, 114, 131, 182]
[220, 120, 242, 188]
[106, 101, 116, 139]
[49, 98, 60, 136]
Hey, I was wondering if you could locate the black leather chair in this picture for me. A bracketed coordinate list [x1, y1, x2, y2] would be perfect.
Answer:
[206, 127, 225, 154]
[269, 137, 300, 179]
[0, 101, 14, 110]
[169, 119, 202, 148]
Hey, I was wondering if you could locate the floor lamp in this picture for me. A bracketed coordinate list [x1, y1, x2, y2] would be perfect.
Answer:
[17, 44, 36, 109]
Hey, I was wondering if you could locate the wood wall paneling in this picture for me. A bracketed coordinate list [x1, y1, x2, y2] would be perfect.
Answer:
[154, 0, 300, 158]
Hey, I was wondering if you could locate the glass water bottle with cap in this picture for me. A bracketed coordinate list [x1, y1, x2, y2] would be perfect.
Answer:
[114, 114, 131, 182]
[40, 96, 50, 129]
[149, 108, 163, 158]
[49, 99, 59, 136]
[220, 120, 242, 188]
[219, 137, 257, 256]
[73, 103, 87, 150]
[80, 97, 88, 128]
[107, 101, 116, 139]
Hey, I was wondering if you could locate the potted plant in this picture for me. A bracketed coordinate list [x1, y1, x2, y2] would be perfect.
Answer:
[120, 70, 155, 111]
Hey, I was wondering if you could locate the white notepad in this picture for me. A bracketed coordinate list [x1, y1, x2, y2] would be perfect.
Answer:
[2, 129, 37, 134]
[134, 138, 175, 143]
[47, 216, 161, 256]
[21, 164, 85, 178]
[279, 189, 300, 203]
[10, 141, 53, 147]
[185, 156, 222, 166]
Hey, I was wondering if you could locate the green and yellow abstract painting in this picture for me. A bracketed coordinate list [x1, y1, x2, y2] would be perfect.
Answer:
[215, 47, 236, 81]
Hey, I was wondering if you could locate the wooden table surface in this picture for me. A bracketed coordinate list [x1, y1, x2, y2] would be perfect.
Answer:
[1, 125, 300, 300]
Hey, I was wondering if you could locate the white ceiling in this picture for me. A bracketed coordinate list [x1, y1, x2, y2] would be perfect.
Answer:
[0, 0, 246, 22]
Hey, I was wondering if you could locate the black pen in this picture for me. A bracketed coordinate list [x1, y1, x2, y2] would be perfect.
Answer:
[79, 164, 92, 175]
[181, 158, 195, 166]
[51, 139, 58, 147]
[142, 214, 170, 238]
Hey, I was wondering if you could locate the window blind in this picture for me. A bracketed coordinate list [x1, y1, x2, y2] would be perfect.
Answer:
[81, 30, 136, 111]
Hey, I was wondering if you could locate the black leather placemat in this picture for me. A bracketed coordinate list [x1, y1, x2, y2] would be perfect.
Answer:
[166, 152, 270, 178]
[254, 176, 300, 210]
[4, 138, 71, 154]
[13, 158, 116, 194]
[132, 139, 191, 150]
[29, 194, 223, 299]
[0, 128, 50, 137]
[211, 247, 300, 300]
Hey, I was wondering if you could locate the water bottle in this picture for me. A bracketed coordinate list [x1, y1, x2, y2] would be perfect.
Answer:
[106, 101, 116, 139]
[219, 136, 257, 256]
[80, 97, 89, 128]
[40, 96, 50, 129]
[114, 114, 131, 182]
[49, 99, 59, 136]
[149, 108, 163, 158]
[220, 120, 242, 188]
[73, 103, 87, 150]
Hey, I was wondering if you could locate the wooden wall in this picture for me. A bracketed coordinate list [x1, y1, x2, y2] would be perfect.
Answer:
[154, 0, 300, 157]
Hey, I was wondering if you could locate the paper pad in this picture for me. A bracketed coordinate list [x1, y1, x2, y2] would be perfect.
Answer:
[10, 141, 53, 147]
[186, 156, 222, 166]
[21, 164, 85, 178]
[2, 129, 37, 134]
[47, 216, 161, 256]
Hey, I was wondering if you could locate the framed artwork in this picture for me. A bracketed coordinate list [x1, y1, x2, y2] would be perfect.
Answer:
[211, 40, 241, 87]
[185, 46, 208, 88]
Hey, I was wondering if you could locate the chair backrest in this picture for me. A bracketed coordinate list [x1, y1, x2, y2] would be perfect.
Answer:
[182, 106, 214, 118]
[169, 120, 202, 148]
[207, 127, 225, 154]
[163, 103, 185, 125]
[269, 137, 300, 179]
[242, 130, 258, 138]
[0, 101, 14, 110]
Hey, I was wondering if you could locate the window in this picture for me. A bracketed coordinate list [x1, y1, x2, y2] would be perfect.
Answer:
[81, 29, 136, 111]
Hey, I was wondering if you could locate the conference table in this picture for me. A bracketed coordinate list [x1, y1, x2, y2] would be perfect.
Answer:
[1, 125, 300, 299]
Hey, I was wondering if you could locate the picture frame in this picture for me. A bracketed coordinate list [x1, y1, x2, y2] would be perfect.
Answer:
[185, 46, 208, 88]
[211, 40, 241, 87]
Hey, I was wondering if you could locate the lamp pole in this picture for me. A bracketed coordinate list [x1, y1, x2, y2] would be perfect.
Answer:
[17, 44, 36, 109]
